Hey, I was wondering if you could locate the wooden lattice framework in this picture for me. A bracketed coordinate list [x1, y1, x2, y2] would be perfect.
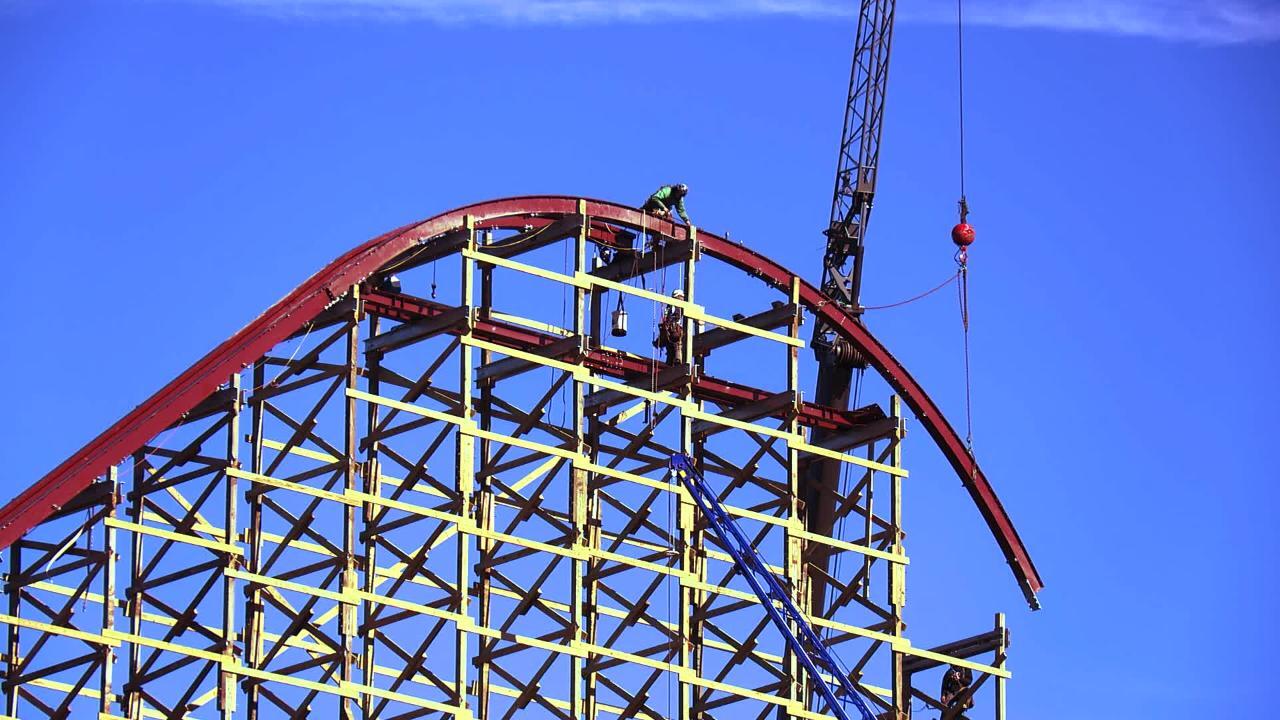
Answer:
[1, 203, 1013, 719]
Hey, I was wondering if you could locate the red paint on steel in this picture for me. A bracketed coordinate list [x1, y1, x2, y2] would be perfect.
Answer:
[364, 290, 876, 434]
[696, 234, 1043, 608]
[0, 196, 1041, 607]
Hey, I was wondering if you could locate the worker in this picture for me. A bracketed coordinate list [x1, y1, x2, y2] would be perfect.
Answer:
[940, 663, 974, 715]
[642, 184, 692, 224]
[654, 289, 686, 365]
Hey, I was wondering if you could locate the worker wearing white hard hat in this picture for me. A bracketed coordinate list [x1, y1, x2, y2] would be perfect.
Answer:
[655, 289, 686, 365]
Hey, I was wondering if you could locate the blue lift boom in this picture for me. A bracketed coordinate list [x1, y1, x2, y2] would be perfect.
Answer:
[668, 453, 878, 720]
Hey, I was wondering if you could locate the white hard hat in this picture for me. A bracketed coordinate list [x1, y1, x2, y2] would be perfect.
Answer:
[671, 289, 685, 299]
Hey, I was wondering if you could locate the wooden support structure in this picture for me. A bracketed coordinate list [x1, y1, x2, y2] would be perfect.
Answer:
[1, 208, 1014, 719]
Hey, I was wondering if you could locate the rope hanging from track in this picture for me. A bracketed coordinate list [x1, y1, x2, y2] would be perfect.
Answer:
[958, 260, 973, 449]
[861, 270, 960, 311]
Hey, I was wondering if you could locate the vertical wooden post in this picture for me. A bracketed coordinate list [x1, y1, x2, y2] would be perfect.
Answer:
[863, 441, 875, 601]
[244, 361, 267, 720]
[784, 275, 810, 715]
[570, 202, 589, 719]
[100, 466, 119, 718]
[455, 216, 477, 716]
[220, 375, 241, 719]
[889, 395, 907, 720]
[995, 612, 1007, 720]
[340, 294, 361, 720]
[5, 542, 21, 716]
[475, 248, 494, 720]
[675, 231, 700, 720]
[360, 315, 383, 717]
[126, 452, 145, 720]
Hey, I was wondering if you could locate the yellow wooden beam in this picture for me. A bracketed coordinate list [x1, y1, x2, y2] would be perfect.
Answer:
[341, 681, 469, 717]
[227, 467, 357, 507]
[102, 629, 221, 662]
[790, 527, 909, 565]
[259, 437, 339, 464]
[489, 310, 573, 338]
[345, 489, 466, 527]
[104, 518, 242, 556]
[346, 387, 469, 428]
[462, 335, 582, 378]
[225, 569, 356, 607]
[791, 439, 908, 477]
[465, 249, 590, 290]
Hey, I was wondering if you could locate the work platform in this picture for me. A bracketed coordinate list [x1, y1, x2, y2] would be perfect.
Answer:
[0, 198, 1023, 719]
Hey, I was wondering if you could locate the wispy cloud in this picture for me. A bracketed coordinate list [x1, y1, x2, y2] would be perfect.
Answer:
[904, 0, 1280, 44]
[199, 0, 845, 24]
[198, 0, 1280, 44]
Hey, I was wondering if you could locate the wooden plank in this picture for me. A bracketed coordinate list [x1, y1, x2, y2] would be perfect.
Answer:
[691, 302, 796, 356]
[104, 518, 242, 556]
[0, 614, 119, 647]
[791, 438, 909, 478]
[345, 388, 468, 428]
[790, 528, 909, 564]
[464, 249, 589, 289]
[227, 467, 357, 507]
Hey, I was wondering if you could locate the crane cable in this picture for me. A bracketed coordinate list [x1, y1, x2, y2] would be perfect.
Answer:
[956, 0, 975, 451]
[956, 0, 969, 214]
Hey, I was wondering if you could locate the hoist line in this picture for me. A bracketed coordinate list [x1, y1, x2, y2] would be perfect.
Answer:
[956, 0, 968, 203]
[956, 0, 975, 450]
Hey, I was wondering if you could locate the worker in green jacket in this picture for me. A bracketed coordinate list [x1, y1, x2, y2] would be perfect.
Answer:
[642, 184, 691, 224]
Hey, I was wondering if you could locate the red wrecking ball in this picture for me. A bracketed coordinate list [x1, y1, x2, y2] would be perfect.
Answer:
[951, 222, 976, 247]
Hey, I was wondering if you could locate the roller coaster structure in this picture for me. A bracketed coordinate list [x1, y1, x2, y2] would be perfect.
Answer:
[0, 197, 1033, 719]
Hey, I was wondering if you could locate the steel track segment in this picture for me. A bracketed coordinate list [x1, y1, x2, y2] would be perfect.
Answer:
[0, 196, 1042, 608]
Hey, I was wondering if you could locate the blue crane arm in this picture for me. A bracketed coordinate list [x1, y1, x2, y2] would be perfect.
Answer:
[668, 453, 877, 720]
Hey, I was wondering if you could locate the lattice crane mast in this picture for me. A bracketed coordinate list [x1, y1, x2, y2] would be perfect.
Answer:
[669, 454, 877, 720]
[812, 0, 895, 370]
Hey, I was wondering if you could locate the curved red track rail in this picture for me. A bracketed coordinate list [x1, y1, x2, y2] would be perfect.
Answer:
[0, 196, 1042, 608]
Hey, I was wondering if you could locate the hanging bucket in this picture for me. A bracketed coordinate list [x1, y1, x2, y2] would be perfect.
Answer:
[611, 293, 629, 337]
[611, 307, 629, 337]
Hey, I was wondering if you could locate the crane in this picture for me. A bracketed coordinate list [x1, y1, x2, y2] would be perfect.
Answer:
[806, 0, 897, 608]
[669, 454, 877, 720]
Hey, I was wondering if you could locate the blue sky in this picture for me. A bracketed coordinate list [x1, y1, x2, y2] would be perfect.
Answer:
[1, 0, 1278, 717]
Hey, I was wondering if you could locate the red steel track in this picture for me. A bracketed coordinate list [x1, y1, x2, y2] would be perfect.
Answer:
[0, 196, 1043, 608]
